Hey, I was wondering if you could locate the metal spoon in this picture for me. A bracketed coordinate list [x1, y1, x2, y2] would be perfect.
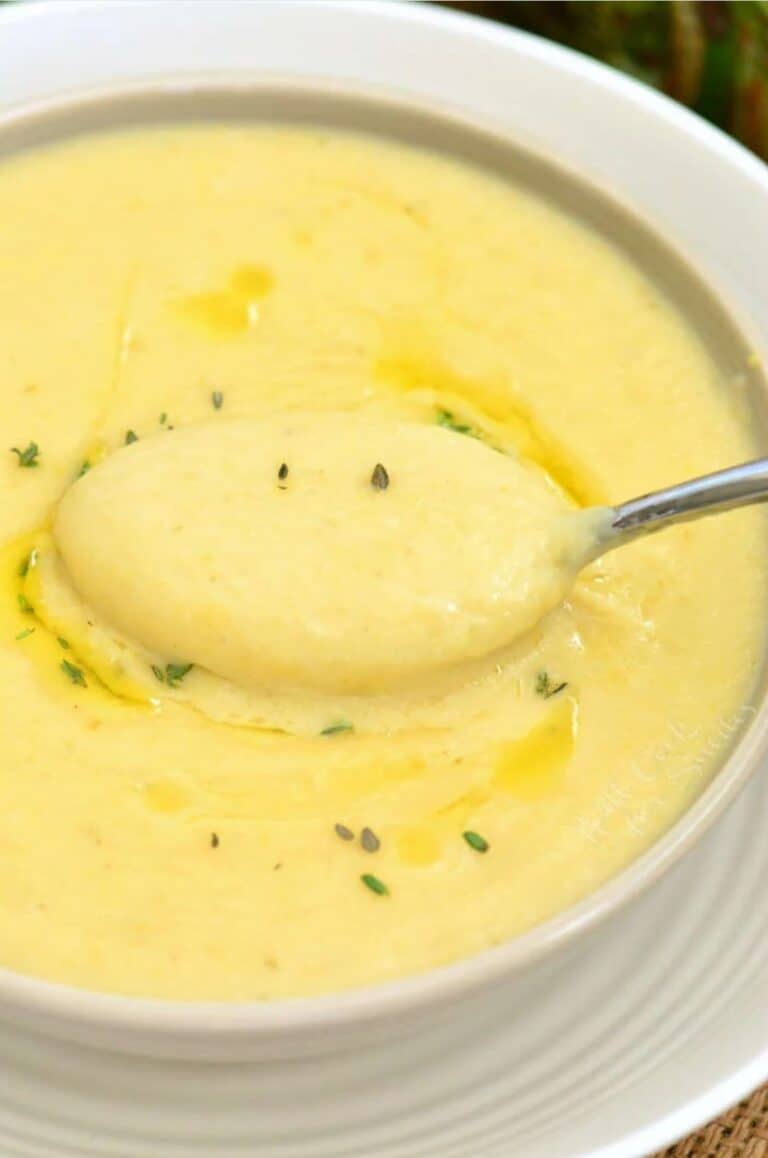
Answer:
[588, 458, 768, 562]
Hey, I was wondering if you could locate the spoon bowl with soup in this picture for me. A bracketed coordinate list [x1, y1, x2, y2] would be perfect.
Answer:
[49, 412, 768, 706]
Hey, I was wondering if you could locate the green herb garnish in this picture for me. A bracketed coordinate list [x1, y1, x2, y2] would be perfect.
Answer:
[78, 460, 92, 477]
[436, 409, 476, 437]
[321, 720, 355, 736]
[370, 462, 390, 490]
[10, 441, 40, 468]
[125, 430, 139, 445]
[17, 593, 33, 615]
[536, 671, 568, 698]
[159, 412, 168, 425]
[17, 554, 30, 578]
[361, 873, 389, 896]
[211, 390, 223, 410]
[57, 637, 70, 650]
[15, 628, 34, 641]
[60, 659, 87, 687]
[153, 661, 194, 687]
[463, 830, 489, 853]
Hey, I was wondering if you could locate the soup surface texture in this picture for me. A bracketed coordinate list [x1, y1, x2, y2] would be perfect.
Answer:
[0, 125, 764, 999]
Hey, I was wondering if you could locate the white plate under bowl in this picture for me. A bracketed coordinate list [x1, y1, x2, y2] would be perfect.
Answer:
[1, 3, 767, 1157]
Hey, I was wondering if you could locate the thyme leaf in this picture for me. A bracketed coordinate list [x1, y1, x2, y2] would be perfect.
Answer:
[535, 671, 568, 698]
[463, 830, 489, 853]
[361, 873, 389, 896]
[10, 441, 40, 468]
[321, 720, 354, 736]
[370, 462, 390, 490]
[61, 659, 87, 687]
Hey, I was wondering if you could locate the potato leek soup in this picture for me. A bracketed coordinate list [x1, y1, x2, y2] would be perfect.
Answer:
[0, 126, 764, 1000]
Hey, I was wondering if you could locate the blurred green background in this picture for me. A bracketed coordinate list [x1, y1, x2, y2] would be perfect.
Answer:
[444, 2, 768, 159]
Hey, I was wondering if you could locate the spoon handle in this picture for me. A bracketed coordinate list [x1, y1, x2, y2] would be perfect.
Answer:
[605, 458, 768, 546]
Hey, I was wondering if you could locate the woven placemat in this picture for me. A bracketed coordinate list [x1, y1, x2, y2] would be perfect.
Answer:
[655, 1083, 768, 1157]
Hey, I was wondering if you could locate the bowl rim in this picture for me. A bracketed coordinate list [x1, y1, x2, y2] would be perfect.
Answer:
[0, 8, 767, 1042]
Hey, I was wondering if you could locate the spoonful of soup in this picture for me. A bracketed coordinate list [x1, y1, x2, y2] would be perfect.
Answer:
[51, 413, 768, 697]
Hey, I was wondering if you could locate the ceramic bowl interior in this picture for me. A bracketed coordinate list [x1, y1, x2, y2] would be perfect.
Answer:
[1, 80, 767, 1038]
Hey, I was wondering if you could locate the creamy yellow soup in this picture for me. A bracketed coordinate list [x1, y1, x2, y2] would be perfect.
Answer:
[0, 125, 765, 1000]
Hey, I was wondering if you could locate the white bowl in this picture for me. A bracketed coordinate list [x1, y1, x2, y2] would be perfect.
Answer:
[1, 3, 767, 1156]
